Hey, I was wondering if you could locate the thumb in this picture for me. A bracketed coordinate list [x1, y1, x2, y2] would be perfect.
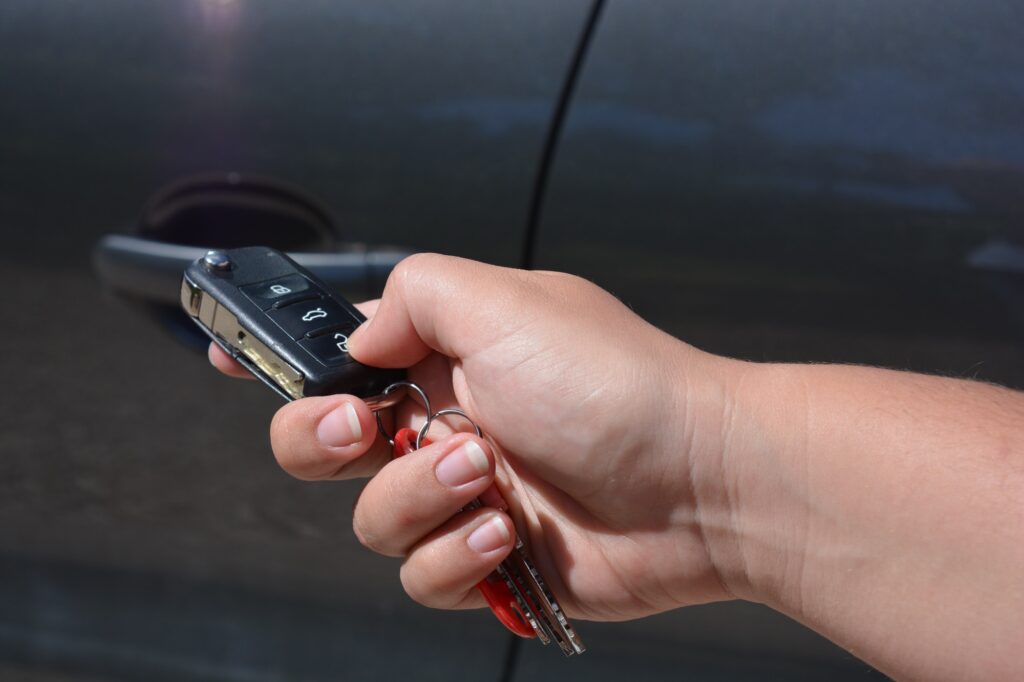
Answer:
[347, 253, 524, 368]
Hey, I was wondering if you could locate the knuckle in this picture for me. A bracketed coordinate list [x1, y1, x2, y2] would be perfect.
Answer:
[388, 506, 427, 539]
[400, 563, 445, 608]
[391, 252, 440, 291]
[352, 512, 390, 555]
[379, 469, 432, 526]
[352, 485, 414, 556]
[547, 270, 599, 298]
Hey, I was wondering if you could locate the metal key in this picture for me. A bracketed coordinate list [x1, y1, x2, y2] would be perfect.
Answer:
[395, 419, 586, 656]
[181, 246, 404, 405]
[183, 247, 585, 655]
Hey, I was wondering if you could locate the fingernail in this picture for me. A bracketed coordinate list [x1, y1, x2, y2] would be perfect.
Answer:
[435, 441, 489, 487]
[467, 516, 510, 554]
[317, 402, 363, 447]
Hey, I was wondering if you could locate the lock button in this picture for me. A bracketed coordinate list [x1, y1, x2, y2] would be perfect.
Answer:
[242, 275, 315, 310]
[299, 325, 360, 365]
[266, 297, 357, 340]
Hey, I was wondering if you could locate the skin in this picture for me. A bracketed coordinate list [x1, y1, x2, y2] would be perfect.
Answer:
[211, 254, 1024, 681]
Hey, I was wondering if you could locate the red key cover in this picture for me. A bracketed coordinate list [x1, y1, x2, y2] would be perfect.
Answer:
[391, 427, 536, 639]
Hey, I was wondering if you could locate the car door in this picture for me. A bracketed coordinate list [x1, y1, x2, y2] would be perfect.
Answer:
[526, 0, 1024, 679]
[0, 2, 593, 680]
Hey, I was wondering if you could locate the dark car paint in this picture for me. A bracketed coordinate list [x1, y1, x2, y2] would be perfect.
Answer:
[539, 0, 1024, 386]
[0, 0, 589, 267]
[527, 4, 1024, 675]
[1, 2, 589, 680]
[2, 0, 1021, 680]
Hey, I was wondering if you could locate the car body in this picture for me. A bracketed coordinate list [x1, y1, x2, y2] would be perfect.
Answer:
[2, 1, 1022, 679]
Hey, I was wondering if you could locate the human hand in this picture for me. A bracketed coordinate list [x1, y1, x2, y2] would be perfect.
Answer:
[211, 254, 1024, 680]
[210, 254, 741, 620]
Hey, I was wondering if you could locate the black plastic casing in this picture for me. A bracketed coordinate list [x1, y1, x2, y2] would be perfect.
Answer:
[182, 246, 404, 401]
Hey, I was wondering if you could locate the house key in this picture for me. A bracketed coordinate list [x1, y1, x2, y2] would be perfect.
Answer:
[390, 408, 586, 657]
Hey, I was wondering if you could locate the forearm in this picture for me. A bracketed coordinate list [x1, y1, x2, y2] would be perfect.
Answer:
[702, 361, 1024, 681]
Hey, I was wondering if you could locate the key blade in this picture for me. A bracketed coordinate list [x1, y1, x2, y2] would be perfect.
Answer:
[466, 496, 585, 654]
[503, 539, 586, 656]
[463, 497, 550, 644]
[494, 563, 550, 644]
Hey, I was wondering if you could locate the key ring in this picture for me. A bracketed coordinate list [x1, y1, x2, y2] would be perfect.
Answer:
[416, 407, 482, 450]
[375, 380, 432, 446]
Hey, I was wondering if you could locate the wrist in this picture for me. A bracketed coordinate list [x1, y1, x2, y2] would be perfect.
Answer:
[654, 341, 749, 602]
[674, 356, 812, 607]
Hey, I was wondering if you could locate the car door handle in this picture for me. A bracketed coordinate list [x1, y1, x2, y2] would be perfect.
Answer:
[94, 234, 412, 305]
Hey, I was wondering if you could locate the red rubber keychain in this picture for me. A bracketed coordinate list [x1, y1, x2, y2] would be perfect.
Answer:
[392, 427, 539, 639]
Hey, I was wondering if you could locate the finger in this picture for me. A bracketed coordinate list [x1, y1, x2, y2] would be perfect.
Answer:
[208, 343, 254, 379]
[208, 300, 380, 379]
[207, 296, 380, 378]
[352, 434, 495, 557]
[346, 253, 527, 367]
[400, 508, 514, 609]
[270, 396, 390, 480]
[353, 299, 380, 318]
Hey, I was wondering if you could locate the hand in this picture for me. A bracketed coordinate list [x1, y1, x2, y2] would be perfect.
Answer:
[211, 254, 740, 620]
[210, 253, 1024, 680]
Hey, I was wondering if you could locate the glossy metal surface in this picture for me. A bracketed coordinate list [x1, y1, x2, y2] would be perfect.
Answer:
[201, 250, 232, 272]
[528, 0, 1024, 676]
[0, 0, 590, 267]
[94, 235, 412, 305]
[3, 0, 1022, 679]
[538, 0, 1024, 387]
[0, 2, 591, 680]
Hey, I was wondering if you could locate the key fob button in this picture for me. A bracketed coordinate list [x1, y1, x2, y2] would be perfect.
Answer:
[299, 325, 359, 365]
[270, 291, 320, 309]
[184, 246, 405, 403]
[267, 297, 357, 339]
[242, 275, 314, 309]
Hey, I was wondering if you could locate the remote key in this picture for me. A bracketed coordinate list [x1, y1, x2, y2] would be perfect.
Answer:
[181, 246, 405, 407]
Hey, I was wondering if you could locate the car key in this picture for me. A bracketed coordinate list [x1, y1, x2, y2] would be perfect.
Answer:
[393, 424, 586, 656]
[181, 246, 405, 407]
[182, 246, 585, 656]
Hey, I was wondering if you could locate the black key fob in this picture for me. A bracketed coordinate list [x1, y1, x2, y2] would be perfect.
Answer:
[181, 246, 405, 407]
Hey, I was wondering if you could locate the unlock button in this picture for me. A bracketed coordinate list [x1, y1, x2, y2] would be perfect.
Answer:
[299, 325, 359, 366]
[267, 297, 356, 339]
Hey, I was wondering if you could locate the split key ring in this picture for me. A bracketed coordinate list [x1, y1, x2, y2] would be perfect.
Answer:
[416, 407, 482, 450]
[375, 380, 483, 448]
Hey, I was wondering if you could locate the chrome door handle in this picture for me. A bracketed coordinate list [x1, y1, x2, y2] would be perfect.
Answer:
[94, 234, 412, 304]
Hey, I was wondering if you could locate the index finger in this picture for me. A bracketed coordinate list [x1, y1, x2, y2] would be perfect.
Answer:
[208, 342, 254, 379]
[346, 254, 530, 368]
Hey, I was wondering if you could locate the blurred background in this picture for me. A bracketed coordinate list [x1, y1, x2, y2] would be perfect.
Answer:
[2, 1, 1023, 679]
